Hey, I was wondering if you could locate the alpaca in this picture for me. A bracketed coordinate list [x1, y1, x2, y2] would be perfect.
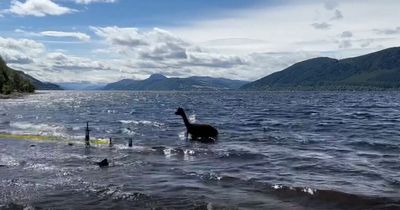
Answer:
[175, 107, 218, 142]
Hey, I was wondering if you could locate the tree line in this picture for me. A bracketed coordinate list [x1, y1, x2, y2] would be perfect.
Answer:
[0, 57, 35, 95]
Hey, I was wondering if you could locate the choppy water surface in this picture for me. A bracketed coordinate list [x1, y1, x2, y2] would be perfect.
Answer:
[0, 91, 400, 209]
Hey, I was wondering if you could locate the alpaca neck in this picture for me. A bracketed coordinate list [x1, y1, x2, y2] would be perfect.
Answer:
[180, 112, 191, 128]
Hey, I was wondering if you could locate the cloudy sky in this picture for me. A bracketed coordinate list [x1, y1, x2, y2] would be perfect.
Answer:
[0, 0, 399, 83]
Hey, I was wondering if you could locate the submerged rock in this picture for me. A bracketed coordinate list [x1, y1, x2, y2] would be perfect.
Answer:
[96, 159, 109, 167]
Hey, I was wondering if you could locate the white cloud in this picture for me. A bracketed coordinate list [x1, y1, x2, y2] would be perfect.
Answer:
[184, 52, 245, 68]
[91, 26, 149, 47]
[40, 31, 91, 42]
[0, 36, 118, 83]
[91, 26, 246, 74]
[338, 40, 352, 49]
[374, 26, 400, 35]
[14, 29, 91, 42]
[45, 52, 111, 71]
[331, 9, 343, 20]
[324, 1, 339, 10]
[341, 31, 353, 38]
[0, 36, 45, 64]
[312, 22, 332, 30]
[75, 0, 116, 4]
[9, 0, 75, 17]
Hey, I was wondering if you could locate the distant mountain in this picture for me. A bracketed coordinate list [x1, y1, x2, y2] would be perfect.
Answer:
[103, 74, 248, 91]
[58, 82, 106, 90]
[101, 79, 138, 90]
[241, 47, 400, 90]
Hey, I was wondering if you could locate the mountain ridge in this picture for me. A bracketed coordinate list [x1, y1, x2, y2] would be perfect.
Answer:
[241, 47, 400, 90]
[16, 70, 63, 90]
[102, 74, 248, 91]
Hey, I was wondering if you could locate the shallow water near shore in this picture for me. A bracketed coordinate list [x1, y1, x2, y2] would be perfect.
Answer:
[0, 91, 400, 209]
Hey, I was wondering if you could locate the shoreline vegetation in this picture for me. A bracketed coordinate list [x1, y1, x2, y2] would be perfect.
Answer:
[0, 92, 31, 99]
[0, 57, 35, 96]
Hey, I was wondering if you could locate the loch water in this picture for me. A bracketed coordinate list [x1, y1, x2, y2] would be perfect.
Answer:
[0, 91, 400, 210]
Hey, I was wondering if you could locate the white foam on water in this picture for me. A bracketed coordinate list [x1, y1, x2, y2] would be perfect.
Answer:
[0, 154, 20, 166]
[272, 184, 283, 190]
[119, 120, 164, 128]
[122, 128, 137, 135]
[120, 120, 137, 124]
[303, 187, 315, 195]
[113, 144, 150, 152]
[189, 114, 196, 123]
[106, 109, 117, 114]
[184, 149, 195, 156]
[65, 153, 86, 160]
[184, 149, 196, 161]
[9, 122, 66, 137]
[25, 163, 57, 171]
[163, 148, 174, 159]
[178, 131, 187, 140]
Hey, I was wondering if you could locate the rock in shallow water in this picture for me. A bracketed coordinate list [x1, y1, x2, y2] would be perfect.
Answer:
[96, 158, 109, 167]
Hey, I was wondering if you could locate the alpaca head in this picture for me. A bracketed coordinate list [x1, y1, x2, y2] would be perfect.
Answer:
[175, 107, 184, 116]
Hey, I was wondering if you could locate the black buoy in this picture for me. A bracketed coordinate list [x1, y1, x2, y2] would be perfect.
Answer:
[85, 122, 90, 146]
[128, 138, 133, 147]
[96, 158, 109, 167]
[109, 138, 113, 147]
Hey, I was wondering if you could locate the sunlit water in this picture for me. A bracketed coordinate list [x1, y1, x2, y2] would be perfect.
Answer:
[0, 91, 400, 209]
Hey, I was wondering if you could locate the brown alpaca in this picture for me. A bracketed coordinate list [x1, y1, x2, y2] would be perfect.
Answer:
[175, 107, 218, 142]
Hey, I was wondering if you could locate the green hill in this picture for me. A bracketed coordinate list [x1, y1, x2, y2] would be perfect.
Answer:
[0, 57, 35, 95]
[0, 56, 62, 95]
[16, 70, 63, 90]
[241, 47, 400, 90]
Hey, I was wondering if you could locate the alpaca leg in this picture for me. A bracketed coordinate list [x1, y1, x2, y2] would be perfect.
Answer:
[185, 131, 189, 140]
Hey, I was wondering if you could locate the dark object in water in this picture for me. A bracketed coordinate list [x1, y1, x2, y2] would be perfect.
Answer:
[96, 159, 109, 167]
[175, 107, 218, 143]
[68, 142, 74, 146]
[30, 144, 35, 147]
[85, 122, 90, 146]
[109, 138, 113, 147]
[128, 138, 133, 147]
